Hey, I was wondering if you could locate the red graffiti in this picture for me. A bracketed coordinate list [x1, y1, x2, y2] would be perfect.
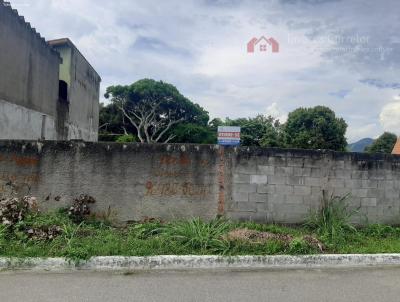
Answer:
[145, 181, 210, 198]
[160, 154, 191, 166]
[11, 155, 39, 166]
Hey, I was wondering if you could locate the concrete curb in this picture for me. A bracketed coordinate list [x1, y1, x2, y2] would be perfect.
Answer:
[2, 254, 400, 272]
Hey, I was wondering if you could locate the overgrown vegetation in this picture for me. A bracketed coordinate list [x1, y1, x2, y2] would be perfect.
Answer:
[115, 134, 136, 143]
[0, 193, 400, 261]
[305, 194, 358, 243]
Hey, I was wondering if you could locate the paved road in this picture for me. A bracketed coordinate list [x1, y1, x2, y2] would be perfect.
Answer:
[1, 267, 400, 301]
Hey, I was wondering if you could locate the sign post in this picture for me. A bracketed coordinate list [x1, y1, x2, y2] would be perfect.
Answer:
[217, 126, 241, 146]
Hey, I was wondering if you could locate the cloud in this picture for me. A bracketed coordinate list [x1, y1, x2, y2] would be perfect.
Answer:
[8, 0, 400, 142]
[329, 89, 351, 99]
[265, 102, 288, 122]
[380, 97, 400, 134]
[359, 79, 400, 90]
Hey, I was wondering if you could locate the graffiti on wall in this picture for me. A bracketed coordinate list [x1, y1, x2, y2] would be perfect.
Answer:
[145, 154, 213, 199]
[0, 153, 40, 194]
[0, 153, 39, 166]
[145, 181, 211, 198]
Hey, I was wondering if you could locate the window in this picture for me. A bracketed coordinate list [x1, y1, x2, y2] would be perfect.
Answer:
[59, 80, 68, 102]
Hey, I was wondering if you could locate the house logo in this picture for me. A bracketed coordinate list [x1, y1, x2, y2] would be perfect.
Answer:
[247, 36, 279, 54]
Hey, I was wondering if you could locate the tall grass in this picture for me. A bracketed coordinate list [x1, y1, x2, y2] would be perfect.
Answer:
[160, 218, 232, 252]
[305, 194, 357, 242]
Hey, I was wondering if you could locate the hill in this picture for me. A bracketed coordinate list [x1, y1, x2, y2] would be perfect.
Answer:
[348, 138, 374, 152]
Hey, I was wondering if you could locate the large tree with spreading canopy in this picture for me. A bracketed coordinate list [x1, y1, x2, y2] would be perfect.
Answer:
[104, 79, 209, 143]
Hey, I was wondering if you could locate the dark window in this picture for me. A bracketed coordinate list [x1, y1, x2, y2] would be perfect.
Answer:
[59, 80, 68, 101]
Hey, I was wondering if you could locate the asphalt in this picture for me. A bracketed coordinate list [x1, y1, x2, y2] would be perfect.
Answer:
[1, 267, 400, 302]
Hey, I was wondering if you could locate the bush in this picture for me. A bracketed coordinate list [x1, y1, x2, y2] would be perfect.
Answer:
[116, 134, 136, 143]
[305, 194, 357, 242]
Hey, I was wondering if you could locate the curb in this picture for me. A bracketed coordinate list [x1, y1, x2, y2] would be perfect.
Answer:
[1, 254, 400, 272]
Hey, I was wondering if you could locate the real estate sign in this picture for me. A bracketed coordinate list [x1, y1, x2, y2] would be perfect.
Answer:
[218, 126, 241, 146]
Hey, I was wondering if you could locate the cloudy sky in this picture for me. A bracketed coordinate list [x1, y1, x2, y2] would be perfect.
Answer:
[10, 0, 400, 142]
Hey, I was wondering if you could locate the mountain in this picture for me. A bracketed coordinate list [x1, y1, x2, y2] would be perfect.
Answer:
[348, 138, 374, 152]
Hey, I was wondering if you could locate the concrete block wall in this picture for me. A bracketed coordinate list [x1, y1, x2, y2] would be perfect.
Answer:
[1, 141, 400, 225]
[226, 148, 400, 225]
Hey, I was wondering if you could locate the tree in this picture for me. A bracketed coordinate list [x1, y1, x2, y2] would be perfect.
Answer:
[99, 103, 133, 141]
[284, 106, 347, 151]
[365, 132, 397, 154]
[224, 115, 284, 147]
[170, 123, 216, 144]
[104, 79, 209, 143]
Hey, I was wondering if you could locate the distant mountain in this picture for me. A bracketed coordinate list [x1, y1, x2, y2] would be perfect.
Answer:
[348, 138, 374, 152]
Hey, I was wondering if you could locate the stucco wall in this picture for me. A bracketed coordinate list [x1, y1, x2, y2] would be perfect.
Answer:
[0, 100, 56, 140]
[1, 141, 400, 225]
[0, 3, 100, 142]
[49, 41, 100, 142]
[0, 3, 60, 118]
[50, 41, 100, 142]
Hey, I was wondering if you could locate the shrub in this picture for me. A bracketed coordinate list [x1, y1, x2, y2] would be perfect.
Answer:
[116, 134, 136, 143]
[305, 194, 357, 242]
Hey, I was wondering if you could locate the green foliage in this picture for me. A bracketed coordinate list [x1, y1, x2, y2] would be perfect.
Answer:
[116, 134, 136, 143]
[224, 115, 284, 147]
[170, 123, 216, 144]
[365, 132, 397, 154]
[100, 79, 351, 149]
[104, 79, 210, 143]
[287, 237, 317, 254]
[284, 106, 348, 151]
[0, 225, 7, 252]
[128, 221, 163, 240]
[160, 218, 232, 251]
[3, 209, 400, 259]
[361, 224, 399, 238]
[305, 194, 357, 242]
[99, 103, 128, 138]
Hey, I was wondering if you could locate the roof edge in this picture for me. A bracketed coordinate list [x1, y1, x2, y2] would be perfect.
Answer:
[48, 38, 101, 82]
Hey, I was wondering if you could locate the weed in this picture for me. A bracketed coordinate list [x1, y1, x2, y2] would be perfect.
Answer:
[305, 194, 357, 242]
[362, 224, 399, 238]
[161, 218, 232, 251]
[68, 195, 96, 223]
[0, 209, 399, 258]
[287, 237, 317, 254]
[128, 221, 163, 239]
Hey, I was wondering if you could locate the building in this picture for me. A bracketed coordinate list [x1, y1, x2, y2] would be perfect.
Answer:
[0, 1, 100, 141]
[392, 137, 400, 155]
[48, 38, 101, 141]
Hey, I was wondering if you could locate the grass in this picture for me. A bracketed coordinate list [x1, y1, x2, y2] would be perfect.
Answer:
[304, 193, 358, 242]
[0, 194, 400, 261]
[0, 210, 400, 261]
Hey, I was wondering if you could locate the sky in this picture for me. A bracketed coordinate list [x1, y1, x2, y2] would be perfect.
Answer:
[10, 0, 400, 143]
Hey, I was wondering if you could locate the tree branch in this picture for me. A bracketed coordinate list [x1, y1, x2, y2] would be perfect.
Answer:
[154, 117, 184, 142]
